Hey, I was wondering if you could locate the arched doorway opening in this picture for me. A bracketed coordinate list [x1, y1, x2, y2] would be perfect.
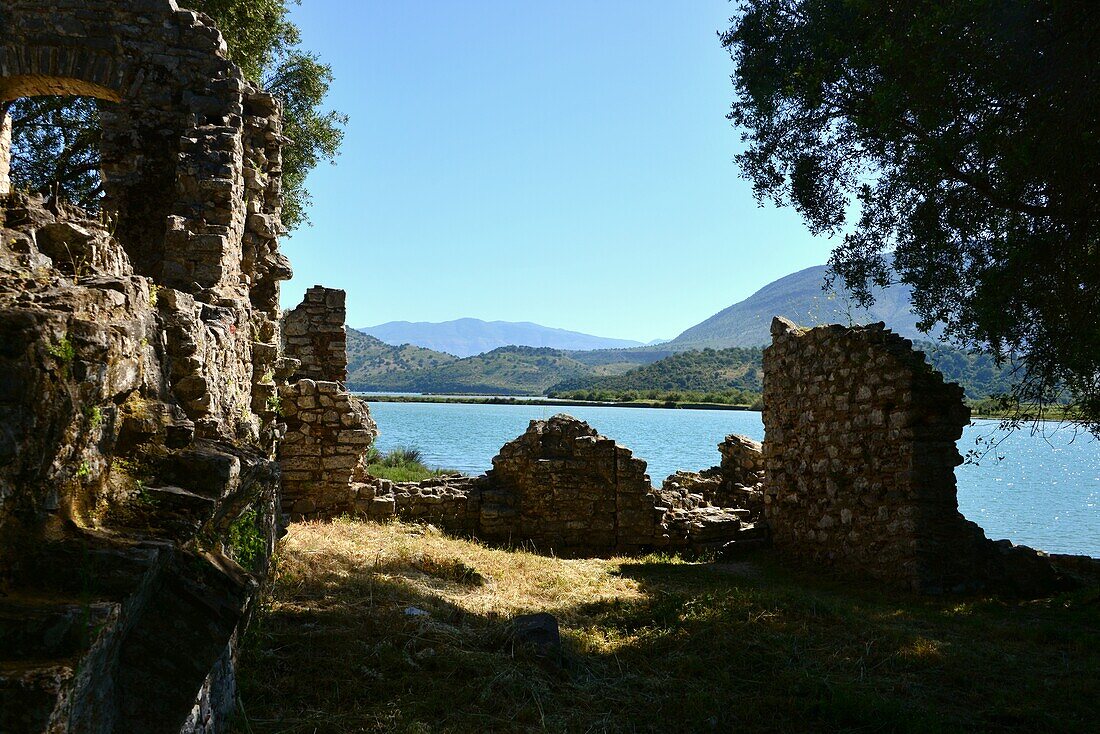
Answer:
[2, 94, 116, 211]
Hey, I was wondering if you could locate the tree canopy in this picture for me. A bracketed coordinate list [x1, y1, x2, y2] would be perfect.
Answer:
[722, 0, 1100, 433]
[4, 0, 344, 230]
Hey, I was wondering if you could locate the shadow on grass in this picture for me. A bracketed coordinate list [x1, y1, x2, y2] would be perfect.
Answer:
[236, 534, 1100, 734]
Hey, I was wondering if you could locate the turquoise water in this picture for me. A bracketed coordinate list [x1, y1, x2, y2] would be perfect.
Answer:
[365, 401, 1100, 557]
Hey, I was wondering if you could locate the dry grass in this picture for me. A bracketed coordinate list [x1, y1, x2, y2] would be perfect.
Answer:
[235, 519, 1100, 734]
[264, 519, 642, 619]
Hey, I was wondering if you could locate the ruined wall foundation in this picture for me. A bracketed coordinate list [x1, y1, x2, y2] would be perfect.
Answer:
[357, 415, 763, 557]
[762, 317, 1068, 595]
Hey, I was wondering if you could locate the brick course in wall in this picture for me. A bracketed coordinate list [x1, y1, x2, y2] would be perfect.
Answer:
[281, 286, 348, 383]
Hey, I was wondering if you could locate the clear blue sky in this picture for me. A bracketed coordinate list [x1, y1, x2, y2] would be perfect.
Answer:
[280, 0, 836, 342]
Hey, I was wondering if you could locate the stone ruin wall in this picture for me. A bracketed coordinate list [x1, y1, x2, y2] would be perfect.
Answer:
[281, 285, 348, 383]
[0, 1, 297, 731]
[0, 0, 290, 297]
[278, 286, 377, 519]
[663, 435, 765, 517]
[355, 416, 766, 556]
[762, 317, 1067, 595]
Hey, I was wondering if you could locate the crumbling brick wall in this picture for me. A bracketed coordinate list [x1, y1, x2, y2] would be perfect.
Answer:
[1, 1, 288, 296]
[480, 414, 658, 554]
[278, 287, 377, 519]
[762, 317, 1065, 594]
[281, 285, 348, 383]
[357, 415, 757, 556]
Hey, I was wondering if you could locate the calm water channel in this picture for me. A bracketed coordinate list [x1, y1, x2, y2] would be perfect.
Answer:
[364, 400, 1100, 557]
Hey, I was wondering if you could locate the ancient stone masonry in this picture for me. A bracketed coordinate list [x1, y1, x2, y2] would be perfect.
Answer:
[281, 285, 348, 383]
[762, 317, 1069, 595]
[278, 286, 377, 519]
[662, 435, 765, 517]
[356, 475, 483, 533]
[1, 0, 290, 297]
[356, 415, 762, 556]
[0, 2, 294, 731]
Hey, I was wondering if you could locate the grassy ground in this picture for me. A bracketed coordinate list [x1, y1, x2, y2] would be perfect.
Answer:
[235, 520, 1099, 734]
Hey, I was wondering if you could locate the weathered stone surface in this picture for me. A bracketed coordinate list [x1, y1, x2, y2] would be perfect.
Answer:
[0, 196, 284, 734]
[0, 108, 12, 196]
[762, 317, 1071, 595]
[0, 0, 288, 300]
[509, 612, 562, 662]
[278, 287, 377, 519]
[281, 285, 348, 383]
[660, 434, 765, 517]
[0, 2, 292, 731]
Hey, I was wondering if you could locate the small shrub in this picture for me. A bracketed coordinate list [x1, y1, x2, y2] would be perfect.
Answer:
[84, 405, 104, 428]
[382, 446, 423, 467]
[48, 336, 76, 365]
[228, 509, 266, 572]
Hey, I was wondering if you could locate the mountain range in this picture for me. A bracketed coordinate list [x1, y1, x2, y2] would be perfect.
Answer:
[666, 263, 931, 349]
[356, 318, 645, 358]
[358, 263, 932, 357]
[343, 262, 1009, 399]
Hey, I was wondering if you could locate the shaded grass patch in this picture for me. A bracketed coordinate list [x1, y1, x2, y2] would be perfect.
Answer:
[236, 520, 1100, 733]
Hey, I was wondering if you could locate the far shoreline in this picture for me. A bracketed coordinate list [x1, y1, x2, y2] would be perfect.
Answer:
[353, 393, 757, 412]
[353, 392, 1070, 423]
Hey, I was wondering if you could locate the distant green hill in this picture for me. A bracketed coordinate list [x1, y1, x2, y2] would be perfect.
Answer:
[347, 344, 603, 395]
[357, 318, 644, 357]
[916, 341, 1019, 401]
[547, 342, 1016, 403]
[550, 347, 764, 395]
[346, 321, 1015, 401]
[345, 328, 457, 385]
[345, 328, 674, 395]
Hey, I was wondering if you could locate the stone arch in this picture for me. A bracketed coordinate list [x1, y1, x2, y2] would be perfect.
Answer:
[0, 0, 290, 303]
[0, 74, 123, 103]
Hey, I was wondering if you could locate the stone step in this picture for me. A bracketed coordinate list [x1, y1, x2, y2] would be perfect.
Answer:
[111, 484, 217, 542]
[10, 534, 165, 600]
[0, 660, 74, 733]
[0, 595, 119, 662]
[0, 594, 126, 734]
[2, 537, 255, 732]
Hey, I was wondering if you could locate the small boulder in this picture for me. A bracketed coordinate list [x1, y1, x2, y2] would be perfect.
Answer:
[509, 612, 561, 662]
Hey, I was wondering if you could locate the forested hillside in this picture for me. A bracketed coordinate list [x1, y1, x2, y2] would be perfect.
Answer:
[345, 328, 457, 383]
[549, 342, 1016, 405]
[346, 326, 1016, 403]
[550, 347, 764, 395]
[346, 345, 600, 395]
